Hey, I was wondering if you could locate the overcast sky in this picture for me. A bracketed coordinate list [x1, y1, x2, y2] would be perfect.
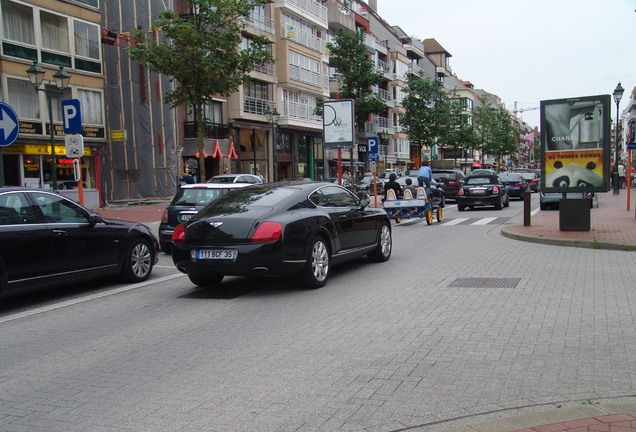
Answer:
[377, 0, 635, 129]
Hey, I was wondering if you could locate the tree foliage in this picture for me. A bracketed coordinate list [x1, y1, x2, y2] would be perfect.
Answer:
[327, 29, 386, 131]
[128, 0, 274, 180]
[440, 95, 478, 166]
[400, 72, 449, 154]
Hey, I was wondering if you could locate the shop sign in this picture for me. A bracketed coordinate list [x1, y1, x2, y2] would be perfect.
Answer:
[82, 126, 105, 138]
[19, 121, 43, 135]
[2, 143, 91, 156]
[111, 130, 125, 141]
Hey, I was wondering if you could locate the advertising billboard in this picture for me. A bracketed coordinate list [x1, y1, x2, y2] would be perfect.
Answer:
[540, 95, 611, 193]
[323, 99, 355, 148]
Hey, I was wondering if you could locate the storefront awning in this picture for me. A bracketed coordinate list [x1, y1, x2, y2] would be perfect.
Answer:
[328, 159, 365, 167]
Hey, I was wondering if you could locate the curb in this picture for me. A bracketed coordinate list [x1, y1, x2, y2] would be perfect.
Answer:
[501, 225, 636, 252]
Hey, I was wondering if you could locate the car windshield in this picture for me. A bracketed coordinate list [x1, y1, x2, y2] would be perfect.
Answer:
[499, 174, 523, 182]
[173, 188, 228, 206]
[432, 172, 453, 180]
[466, 177, 494, 185]
[207, 176, 235, 183]
[203, 186, 297, 211]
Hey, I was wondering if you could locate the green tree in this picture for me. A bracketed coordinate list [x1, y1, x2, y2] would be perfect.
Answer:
[439, 95, 478, 166]
[488, 107, 520, 166]
[327, 29, 386, 131]
[128, 0, 274, 180]
[400, 71, 450, 159]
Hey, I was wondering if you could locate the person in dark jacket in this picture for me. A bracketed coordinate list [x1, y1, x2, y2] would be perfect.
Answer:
[382, 173, 402, 200]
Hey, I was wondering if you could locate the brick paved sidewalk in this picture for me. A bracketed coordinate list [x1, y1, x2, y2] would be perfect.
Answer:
[502, 191, 636, 251]
[511, 412, 636, 432]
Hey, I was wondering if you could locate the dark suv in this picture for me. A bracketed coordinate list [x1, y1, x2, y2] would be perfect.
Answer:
[432, 169, 466, 201]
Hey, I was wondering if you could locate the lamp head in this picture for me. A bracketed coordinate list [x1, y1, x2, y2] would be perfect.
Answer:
[26, 61, 45, 89]
[52, 66, 71, 90]
[613, 82, 624, 104]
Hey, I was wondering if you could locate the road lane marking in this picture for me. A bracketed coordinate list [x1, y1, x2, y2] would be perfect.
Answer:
[442, 218, 469, 225]
[471, 217, 498, 225]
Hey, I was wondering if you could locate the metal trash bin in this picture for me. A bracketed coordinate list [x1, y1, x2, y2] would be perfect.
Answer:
[559, 198, 592, 231]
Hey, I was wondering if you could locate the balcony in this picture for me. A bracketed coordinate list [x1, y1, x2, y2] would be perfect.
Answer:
[243, 96, 274, 115]
[325, 1, 355, 32]
[244, 14, 275, 35]
[184, 122, 229, 139]
[252, 62, 276, 77]
[281, 100, 321, 122]
[281, 25, 325, 53]
[285, 0, 328, 28]
[290, 64, 322, 88]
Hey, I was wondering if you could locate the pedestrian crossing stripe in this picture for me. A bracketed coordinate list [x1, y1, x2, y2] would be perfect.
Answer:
[395, 217, 509, 226]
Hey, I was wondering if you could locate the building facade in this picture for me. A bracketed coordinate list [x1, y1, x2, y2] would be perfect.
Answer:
[0, 0, 105, 207]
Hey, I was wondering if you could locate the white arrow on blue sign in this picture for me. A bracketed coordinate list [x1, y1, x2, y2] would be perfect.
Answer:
[0, 102, 19, 147]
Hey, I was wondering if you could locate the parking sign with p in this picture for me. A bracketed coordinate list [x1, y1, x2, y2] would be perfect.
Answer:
[62, 99, 82, 134]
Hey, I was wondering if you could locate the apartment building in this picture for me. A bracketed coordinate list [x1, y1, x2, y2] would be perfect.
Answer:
[0, 0, 105, 207]
[227, 0, 329, 182]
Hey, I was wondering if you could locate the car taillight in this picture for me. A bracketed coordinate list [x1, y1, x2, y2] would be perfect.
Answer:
[459, 187, 465, 196]
[252, 222, 282, 243]
[493, 186, 500, 194]
[449, 181, 459, 186]
[172, 224, 186, 244]
[161, 209, 169, 223]
[514, 183, 522, 187]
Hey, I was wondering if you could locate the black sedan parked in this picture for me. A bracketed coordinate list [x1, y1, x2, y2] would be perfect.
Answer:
[0, 187, 158, 296]
[498, 173, 530, 199]
[159, 183, 249, 253]
[457, 175, 510, 211]
[172, 182, 392, 289]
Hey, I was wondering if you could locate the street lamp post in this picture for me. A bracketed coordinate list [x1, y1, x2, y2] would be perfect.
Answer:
[613, 82, 624, 195]
[265, 108, 280, 181]
[26, 61, 71, 191]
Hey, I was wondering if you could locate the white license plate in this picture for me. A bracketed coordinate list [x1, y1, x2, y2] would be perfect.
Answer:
[195, 249, 237, 260]
[178, 213, 194, 222]
[471, 189, 486, 195]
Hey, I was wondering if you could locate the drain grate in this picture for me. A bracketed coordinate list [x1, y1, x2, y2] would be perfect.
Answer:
[449, 278, 520, 288]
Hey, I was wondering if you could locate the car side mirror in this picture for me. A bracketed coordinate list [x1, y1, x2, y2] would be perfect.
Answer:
[359, 195, 370, 209]
[88, 212, 103, 226]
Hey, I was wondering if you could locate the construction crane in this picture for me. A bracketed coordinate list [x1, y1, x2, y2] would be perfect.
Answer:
[513, 101, 539, 116]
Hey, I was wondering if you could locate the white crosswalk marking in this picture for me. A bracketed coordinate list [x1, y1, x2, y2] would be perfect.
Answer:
[471, 217, 498, 225]
[442, 218, 469, 226]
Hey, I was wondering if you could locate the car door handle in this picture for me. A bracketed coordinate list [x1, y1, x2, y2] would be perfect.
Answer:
[52, 230, 68, 236]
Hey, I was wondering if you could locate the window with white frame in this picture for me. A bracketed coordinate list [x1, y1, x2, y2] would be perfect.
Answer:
[77, 89, 103, 124]
[40, 10, 69, 53]
[2, 0, 35, 45]
[392, 60, 409, 79]
[289, 51, 321, 87]
[7, 78, 39, 119]
[74, 19, 99, 59]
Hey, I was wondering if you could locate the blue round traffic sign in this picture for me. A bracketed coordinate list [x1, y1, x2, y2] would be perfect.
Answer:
[0, 102, 19, 147]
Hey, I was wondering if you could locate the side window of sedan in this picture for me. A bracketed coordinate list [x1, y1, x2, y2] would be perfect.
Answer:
[321, 186, 358, 207]
[309, 190, 330, 207]
[31, 192, 89, 224]
[0, 192, 37, 225]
